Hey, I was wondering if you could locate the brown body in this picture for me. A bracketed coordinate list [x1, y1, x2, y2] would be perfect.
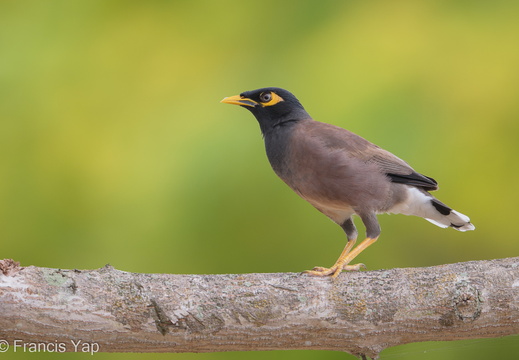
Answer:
[272, 119, 409, 225]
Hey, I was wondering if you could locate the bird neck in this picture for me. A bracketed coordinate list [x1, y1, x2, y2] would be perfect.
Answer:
[263, 125, 293, 177]
[258, 109, 311, 137]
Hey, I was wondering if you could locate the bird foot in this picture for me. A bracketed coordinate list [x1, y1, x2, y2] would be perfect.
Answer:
[303, 263, 366, 278]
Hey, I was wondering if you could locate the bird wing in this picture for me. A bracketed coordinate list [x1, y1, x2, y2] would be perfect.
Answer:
[368, 152, 438, 191]
[308, 120, 439, 191]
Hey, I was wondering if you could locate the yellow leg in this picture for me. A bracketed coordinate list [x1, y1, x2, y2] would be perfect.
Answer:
[304, 237, 378, 278]
[306, 238, 356, 273]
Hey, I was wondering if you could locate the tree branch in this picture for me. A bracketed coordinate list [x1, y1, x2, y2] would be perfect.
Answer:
[1, 257, 518, 359]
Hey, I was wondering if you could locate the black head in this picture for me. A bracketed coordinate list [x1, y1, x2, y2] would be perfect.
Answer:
[221, 87, 310, 135]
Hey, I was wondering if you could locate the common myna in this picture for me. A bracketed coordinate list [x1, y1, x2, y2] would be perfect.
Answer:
[221, 87, 475, 278]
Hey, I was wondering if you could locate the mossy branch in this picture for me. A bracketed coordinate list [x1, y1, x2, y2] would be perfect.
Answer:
[0, 257, 518, 359]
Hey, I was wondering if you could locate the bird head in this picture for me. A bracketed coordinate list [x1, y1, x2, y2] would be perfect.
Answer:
[221, 87, 310, 135]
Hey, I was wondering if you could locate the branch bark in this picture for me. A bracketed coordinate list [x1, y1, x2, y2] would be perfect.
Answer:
[0, 257, 518, 359]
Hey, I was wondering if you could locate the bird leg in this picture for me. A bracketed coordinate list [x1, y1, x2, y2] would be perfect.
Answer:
[307, 238, 357, 275]
[304, 237, 378, 278]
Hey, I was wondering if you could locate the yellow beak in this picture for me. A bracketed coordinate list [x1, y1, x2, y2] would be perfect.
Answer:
[220, 94, 258, 108]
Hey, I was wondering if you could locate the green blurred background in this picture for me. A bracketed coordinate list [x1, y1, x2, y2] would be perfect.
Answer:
[1, 0, 518, 359]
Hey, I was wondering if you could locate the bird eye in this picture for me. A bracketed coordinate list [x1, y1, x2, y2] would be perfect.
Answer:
[259, 92, 272, 103]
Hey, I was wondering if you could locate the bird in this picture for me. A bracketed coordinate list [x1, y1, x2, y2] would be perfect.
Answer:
[221, 87, 475, 278]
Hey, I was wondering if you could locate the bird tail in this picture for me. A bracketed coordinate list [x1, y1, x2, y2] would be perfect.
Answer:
[425, 198, 475, 232]
[390, 187, 475, 231]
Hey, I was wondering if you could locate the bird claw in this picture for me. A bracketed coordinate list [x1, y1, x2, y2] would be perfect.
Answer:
[310, 266, 330, 272]
[303, 263, 366, 278]
[303, 267, 335, 277]
[349, 263, 367, 271]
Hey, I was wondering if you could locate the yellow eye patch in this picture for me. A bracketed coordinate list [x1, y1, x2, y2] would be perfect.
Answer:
[260, 92, 285, 107]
